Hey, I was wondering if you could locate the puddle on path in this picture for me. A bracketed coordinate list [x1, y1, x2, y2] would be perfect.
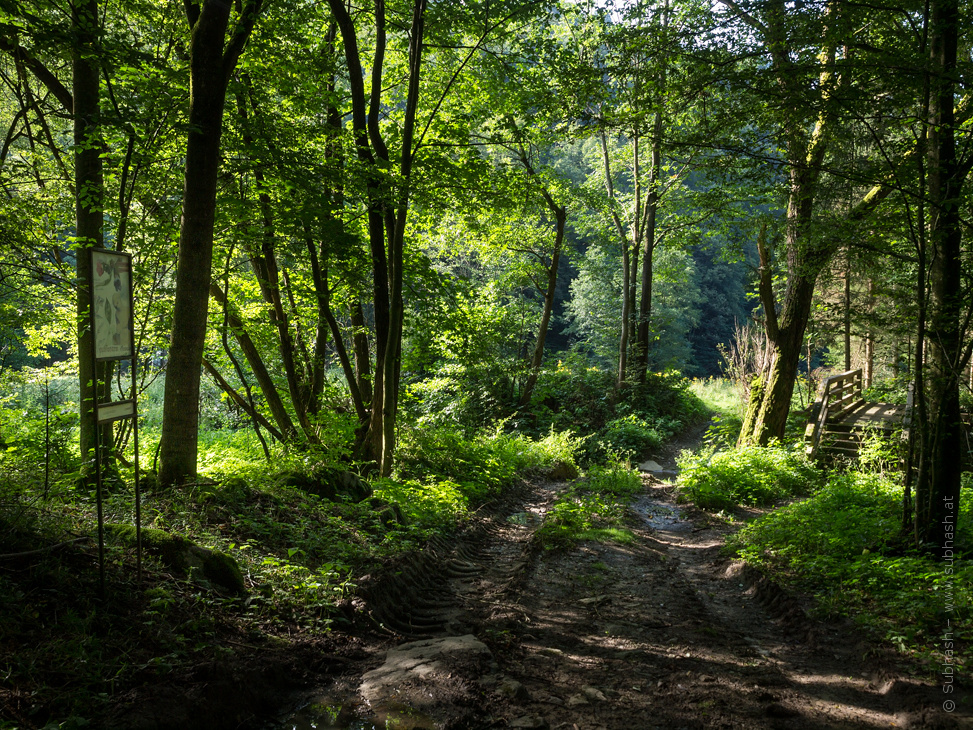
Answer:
[633, 496, 691, 533]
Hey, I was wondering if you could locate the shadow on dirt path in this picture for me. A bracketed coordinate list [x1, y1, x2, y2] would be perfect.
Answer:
[273, 434, 969, 729]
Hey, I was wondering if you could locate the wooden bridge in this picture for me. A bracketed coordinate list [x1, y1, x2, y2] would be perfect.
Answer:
[804, 369, 910, 461]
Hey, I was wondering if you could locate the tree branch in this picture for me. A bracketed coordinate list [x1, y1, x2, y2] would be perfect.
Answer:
[0, 36, 73, 113]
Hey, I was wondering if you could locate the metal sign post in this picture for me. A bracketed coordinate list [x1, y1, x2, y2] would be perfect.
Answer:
[88, 248, 141, 594]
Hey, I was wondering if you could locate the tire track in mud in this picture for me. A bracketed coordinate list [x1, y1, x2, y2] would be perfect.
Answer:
[479, 481, 967, 730]
[294, 477, 968, 729]
[355, 481, 550, 639]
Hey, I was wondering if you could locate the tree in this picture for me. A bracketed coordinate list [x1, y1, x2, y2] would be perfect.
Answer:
[577, 0, 735, 386]
[158, 0, 264, 487]
[323, 0, 540, 474]
[912, 0, 969, 551]
[717, 0, 903, 445]
[0, 0, 112, 469]
[71, 0, 105, 472]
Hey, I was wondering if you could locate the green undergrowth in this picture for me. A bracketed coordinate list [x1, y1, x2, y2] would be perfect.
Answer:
[406, 355, 709, 466]
[536, 461, 644, 549]
[728, 471, 973, 669]
[0, 421, 580, 728]
[676, 444, 821, 510]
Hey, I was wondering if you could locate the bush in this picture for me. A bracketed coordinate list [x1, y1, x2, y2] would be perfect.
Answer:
[587, 414, 664, 464]
[536, 461, 641, 549]
[395, 424, 581, 502]
[862, 377, 911, 406]
[404, 354, 709, 456]
[676, 444, 820, 510]
[728, 472, 973, 664]
[373, 477, 469, 533]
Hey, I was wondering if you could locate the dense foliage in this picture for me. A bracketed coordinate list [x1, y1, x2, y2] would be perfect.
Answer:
[728, 472, 973, 666]
[677, 445, 820, 510]
[1, 0, 972, 723]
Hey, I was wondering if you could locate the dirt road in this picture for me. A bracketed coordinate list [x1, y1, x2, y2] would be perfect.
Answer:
[279, 475, 967, 729]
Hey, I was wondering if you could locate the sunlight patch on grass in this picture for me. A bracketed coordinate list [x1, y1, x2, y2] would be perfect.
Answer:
[688, 377, 743, 417]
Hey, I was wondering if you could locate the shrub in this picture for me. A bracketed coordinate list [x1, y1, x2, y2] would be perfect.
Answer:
[373, 477, 469, 533]
[586, 460, 644, 498]
[587, 414, 664, 464]
[395, 424, 581, 502]
[536, 461, 641, 549]
[728, 472, 973, 664]
[676, 445, 819, 510]
[862, 377, 911, 406]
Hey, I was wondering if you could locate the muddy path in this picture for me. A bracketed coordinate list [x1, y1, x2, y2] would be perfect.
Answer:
[274, 470, 968, 730]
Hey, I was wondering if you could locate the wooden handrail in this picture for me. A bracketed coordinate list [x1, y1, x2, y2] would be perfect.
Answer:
[805, 369, 864, 459]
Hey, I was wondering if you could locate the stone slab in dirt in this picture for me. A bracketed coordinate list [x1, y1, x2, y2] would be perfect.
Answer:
[360, 634, 493, 702]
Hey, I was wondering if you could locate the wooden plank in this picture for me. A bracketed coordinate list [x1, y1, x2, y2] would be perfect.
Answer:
[831, 398, 865, 422]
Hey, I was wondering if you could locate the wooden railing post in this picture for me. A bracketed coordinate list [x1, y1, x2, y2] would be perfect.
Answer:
[804, 369, 864, 460]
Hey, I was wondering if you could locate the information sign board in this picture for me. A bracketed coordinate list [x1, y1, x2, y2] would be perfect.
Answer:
[91, 249, 133, 361]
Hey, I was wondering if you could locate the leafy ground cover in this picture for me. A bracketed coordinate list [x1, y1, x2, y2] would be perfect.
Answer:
[675, 376, 971, 672]
[535, 461, 644, 549]
[671, 380, 972, 674]
[1, 359, 712, 728]
[0, 417, 583, 729]
[727, 471, 973, 669]
[676, 444, 821, 510]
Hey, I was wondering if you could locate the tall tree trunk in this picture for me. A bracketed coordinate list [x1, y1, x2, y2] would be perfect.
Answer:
[740, 272, 818, 444]
[737, 143, 837, 446]
[327, 0, 426, 475]
[208, 282, 299, 439]
[632, 120, 662, 383]
[305, 237, 367, 421]
[736, 9, 845, 445]
[598, 127, 631, 389]
[864, 279, 875, 387]
[914, 0, 964, 551]
[350, 301, 373, 406]
[632, 0, 669, 384]
[73, 0, 105, 470]
[158, 0, 262, 486]
[378, 0, 426, 476]
[519, 207, 566, 408]
[843, 249, 852, 371]
[235, 81, 315, 439]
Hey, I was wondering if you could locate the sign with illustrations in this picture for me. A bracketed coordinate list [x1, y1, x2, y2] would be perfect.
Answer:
[90, 249, 133, 360]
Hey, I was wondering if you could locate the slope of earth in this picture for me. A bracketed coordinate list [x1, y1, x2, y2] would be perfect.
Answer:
[273, 474, 969, 730]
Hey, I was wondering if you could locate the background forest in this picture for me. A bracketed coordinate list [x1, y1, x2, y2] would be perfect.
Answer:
[1, 0, 972, 726]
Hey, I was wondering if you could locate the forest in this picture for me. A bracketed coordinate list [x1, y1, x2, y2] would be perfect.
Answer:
[0, 0, 971, 727]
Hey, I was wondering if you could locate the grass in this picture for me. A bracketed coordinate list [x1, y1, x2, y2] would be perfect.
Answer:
[688, 376, 743, 416]
[727, 471, 973, 669]
[536, 461, 644, 549]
